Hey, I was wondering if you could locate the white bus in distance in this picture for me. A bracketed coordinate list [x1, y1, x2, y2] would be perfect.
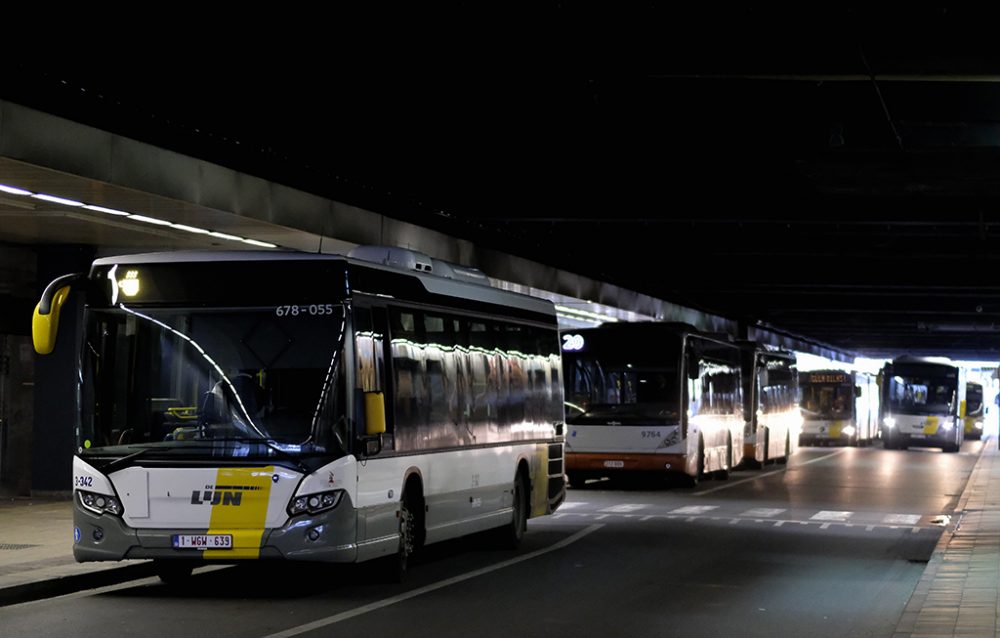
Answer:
[32, 246, 566, 582]
[879, 355, 966, 453]
[798, 370, 879, 446]
[964, 381, 984, 440]
[562, 322, 744, 487]
[738, 342, 800, 466]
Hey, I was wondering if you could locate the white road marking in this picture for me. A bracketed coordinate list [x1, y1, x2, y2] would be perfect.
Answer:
[262, 524, 605, 638]
[598, 503, 649, 513]
[670, 505, 719, 515]
[740, 508, 786, 518]
[883, 514, 922, 525]
[692, 449, 847, 495]
[557, 502, 587, 509]
[811, 510, 853, 522]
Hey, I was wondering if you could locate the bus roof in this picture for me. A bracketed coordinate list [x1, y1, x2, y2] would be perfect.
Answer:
[90, 248, 556, 318]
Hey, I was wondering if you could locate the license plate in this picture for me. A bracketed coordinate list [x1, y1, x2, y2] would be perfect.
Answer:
[172, 534, 233, 549]
[603, 460, 625, 468]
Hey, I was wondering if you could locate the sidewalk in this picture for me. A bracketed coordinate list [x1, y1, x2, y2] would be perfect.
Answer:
[0, 495, 156, 605]
[2, 443, 1000, 635]
[894, 438, 1000, 637]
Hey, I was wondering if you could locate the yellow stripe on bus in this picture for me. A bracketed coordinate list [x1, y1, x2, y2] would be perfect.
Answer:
[204, 466, 275, 560]
[923, 416, 940, 435]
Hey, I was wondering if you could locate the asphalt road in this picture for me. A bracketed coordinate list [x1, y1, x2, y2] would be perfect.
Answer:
[2, 441, 982, 638]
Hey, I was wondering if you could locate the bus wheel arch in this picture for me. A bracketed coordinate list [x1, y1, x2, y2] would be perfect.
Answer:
[401, 471, 426, 551]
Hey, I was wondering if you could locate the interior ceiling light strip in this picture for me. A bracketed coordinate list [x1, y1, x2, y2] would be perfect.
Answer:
[0, 182, 279, 249]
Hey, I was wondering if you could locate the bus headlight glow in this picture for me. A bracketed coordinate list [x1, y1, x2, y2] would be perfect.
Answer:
[842, 426, 856, 437]
[288, 490, 343, 516]
[883, 418, 896, 429]
[77, 490, 122, 516]
[976, 421, 984, 430]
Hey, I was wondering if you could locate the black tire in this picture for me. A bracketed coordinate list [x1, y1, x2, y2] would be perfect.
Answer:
[154, 560, 195, 584]
[567, 472, 586, 489]
[496, 470, 529, 549]
[383, 487, 418, 583]
[687, 437, 706, 487]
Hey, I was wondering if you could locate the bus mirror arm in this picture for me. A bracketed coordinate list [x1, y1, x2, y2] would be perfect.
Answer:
[359, 434, 383, 457]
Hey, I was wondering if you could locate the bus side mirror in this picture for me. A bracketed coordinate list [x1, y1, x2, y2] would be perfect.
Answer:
[364, 391, 386, 436]
[855, 385, 862, 398]
[360, 391, 386, 456]
[32, 273, 84, 355]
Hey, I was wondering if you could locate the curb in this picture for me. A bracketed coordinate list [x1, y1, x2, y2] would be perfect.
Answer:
[0, 562, 158, 607]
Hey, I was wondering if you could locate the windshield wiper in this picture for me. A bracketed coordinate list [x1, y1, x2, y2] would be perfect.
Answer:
[97, 446, 172, 473]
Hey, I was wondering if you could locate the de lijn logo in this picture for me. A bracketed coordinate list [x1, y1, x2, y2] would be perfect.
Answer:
[190, 484, 262, 506]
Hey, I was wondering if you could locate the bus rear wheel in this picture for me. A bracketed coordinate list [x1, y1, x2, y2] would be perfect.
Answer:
[495, 470, 529, 549]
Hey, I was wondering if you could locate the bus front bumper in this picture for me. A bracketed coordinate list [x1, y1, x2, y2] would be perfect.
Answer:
[566, 452, 687, 473]
[73, 498, 360, 564]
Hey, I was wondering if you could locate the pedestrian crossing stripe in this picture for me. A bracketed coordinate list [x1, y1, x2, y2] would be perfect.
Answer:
[669, 505, 719, 515]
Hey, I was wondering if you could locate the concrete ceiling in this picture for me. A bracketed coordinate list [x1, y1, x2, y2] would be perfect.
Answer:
[4, 7, 1000, 359]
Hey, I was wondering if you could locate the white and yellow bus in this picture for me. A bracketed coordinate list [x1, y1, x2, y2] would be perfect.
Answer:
[879, 355, 966, 452]
[798, 370, 879, 446]
[964, 381, 985, 440]
[33, 247, 566, 581]
[561, 323, 744, 486]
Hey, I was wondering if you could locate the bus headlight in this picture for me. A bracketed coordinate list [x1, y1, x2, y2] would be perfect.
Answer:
[288, 490, 343, 516]
[842, 426, 856, 437]
[77, 490, 122, 516]
[976, 421, 984, 430]
[883, 418, 896, 429]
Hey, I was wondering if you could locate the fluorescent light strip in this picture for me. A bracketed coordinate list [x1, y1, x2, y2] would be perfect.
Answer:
[241, 238, 278, 248]
[2, 183, 281, 248]
[83, 204, 131, 216]
[0, 184, 32, 196]
[209, 231, 242, 241]
[128, 214, 172, 226]
[31, 193, 84, 207]
[170, 223, 211, 234]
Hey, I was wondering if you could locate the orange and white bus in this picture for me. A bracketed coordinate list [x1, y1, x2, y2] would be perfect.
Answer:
[738, 343, 800, 466]
[562, 322, 743, 486]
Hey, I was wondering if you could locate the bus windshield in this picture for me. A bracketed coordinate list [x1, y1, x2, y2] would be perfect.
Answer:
[967, 384, 984, 415]
[80, 305, 348, 459]
[886, 373, 956, 416]
[800, 383, 853, 420]
[563, 337, 681, 424]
